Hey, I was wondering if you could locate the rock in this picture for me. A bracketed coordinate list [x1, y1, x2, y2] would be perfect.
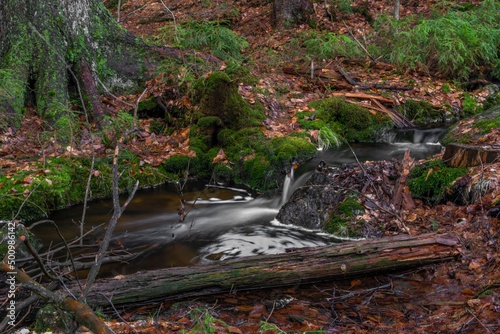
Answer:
[276, 166, 343, 229]
[34, 304, 76, 333]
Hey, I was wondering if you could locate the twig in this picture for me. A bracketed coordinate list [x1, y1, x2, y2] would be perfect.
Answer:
[98, 78, 136, 108]
[466, 308, 492, 333]
[99, 293, 139, 334]
[81, 89, 146, 300]
[341, 19, 376, 63]
[158, 0, 179, 43]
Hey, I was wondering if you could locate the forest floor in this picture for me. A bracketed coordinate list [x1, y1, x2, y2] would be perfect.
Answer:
[3, 0, 500, 333]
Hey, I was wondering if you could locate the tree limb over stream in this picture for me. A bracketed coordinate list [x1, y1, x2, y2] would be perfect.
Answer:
[74, 233, 459, 309]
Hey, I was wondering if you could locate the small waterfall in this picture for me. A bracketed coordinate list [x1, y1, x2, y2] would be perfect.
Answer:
[281, 167, 295, 205]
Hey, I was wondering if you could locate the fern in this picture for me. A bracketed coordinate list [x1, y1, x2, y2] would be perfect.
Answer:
[388, 0, 500, 79]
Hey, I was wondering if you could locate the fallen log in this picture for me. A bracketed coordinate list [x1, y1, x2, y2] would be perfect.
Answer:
[75, 233, 459, 308]
[443, 143, 500, 168]
[330, 91, 395, 105]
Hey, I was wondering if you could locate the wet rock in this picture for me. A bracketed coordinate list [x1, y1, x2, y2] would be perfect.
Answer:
[276, 166, 343, 229]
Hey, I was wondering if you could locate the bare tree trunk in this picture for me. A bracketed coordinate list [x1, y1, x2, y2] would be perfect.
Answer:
[394, 0, 401, 21]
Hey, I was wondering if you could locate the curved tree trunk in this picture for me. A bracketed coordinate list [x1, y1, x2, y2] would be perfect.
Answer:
[0, 0, 147, 127]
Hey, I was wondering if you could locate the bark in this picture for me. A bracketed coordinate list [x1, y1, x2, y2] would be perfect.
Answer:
[0, 261, 111, 334]
[0, 0, 147, 126]
[273, 0, 313, 27]
[72, 233, 459, 308]
[443, 143, 500, 168]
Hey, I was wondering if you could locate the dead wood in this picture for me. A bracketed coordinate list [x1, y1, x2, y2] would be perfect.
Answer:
[392, 149, 416, 211]
[0, 262, 111, 334]
[443, 143, 500, 168]
[370, 98, 414, 128]
[329, 92, 395, 104]
[71, 233, 459, 309]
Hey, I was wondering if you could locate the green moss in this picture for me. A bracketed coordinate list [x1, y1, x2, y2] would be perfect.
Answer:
[408, 161, 468, 205]
[197, 116, 222, 128]
[198, 72, 265, 130]
[396, 99, 445, 125]
[0, 155, 168, 221]
[323, 195, 364, 237]
[138, 96, 159, 113]
[161, 155, 192, 175]
[308, 97, 392, 142]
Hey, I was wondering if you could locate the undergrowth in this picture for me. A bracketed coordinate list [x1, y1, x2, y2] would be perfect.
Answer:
[379, 0, 500, 80]
[155, 20, 248, 62]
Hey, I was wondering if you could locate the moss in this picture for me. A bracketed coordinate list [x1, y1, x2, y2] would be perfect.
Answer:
[198, 71, 265, 130]
[138, 96, 159, 113]
[308, 97, 392, 142]
[35, 304, 75, 333]
[323, 195, 364, 237]
[161, 155, 192, 175]
[396, 99, 445, 125]
[0, 222, 42, 260]
[197, 116, 222, 128]
[408, 161, 468, 205]
[213, 164, 234, 185]
[0, 155, 168, 221]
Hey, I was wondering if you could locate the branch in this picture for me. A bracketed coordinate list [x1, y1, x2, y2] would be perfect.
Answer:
[0, 262, 111, 334]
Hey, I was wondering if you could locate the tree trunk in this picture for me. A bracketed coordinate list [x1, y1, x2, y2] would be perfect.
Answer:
[0, 0, 147, 126]
[75, 233, 459, 308]
[273, 0, 312, 27]
[443, 143, 500, 168]
[394, 0, 401, 21]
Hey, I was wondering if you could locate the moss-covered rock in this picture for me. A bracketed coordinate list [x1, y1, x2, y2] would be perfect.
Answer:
[307, 97, 393, 141]
[408, 161, 468, 205]
[197, 72, 265, 130]
[395, 99, 446, 125]
[35, 304, 76, 333]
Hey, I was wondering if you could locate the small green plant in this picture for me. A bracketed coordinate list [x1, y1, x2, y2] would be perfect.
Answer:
[258, 321, 286, 334]
[462, 93, 482, 116]
[183, 307, 230, 334]
[302, 31, 364, 60]
[155, 20, 248, 61]
[101, 110, 135, 145]
[386, 0, 500, 80]
[334, 0, 353, 15]
[318, 126, 342, 150]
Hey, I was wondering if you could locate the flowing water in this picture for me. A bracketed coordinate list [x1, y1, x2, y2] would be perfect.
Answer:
[30, 127, 446, 276]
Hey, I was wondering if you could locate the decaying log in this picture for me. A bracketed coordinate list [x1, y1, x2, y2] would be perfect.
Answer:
[392, 150, 416, 210]
[329, 91, 395, 104]
[74, 233, 459, 308]
[443, 143, 500, 168]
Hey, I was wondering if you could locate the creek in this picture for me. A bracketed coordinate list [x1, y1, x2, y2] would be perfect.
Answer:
[30, 127, 446, 276]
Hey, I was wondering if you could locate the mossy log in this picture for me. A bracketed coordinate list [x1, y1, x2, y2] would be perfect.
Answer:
[443, 143, 500, 168]
[77, 233, 459, 308]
